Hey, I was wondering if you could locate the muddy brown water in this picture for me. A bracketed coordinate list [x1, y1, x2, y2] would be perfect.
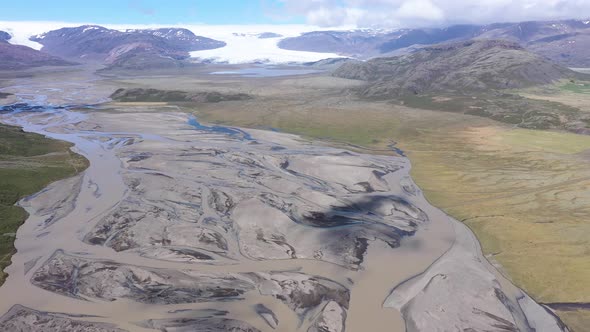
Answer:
[0, 101, 460, 332]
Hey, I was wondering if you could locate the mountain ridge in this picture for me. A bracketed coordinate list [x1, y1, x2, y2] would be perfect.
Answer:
[0, 30, 75, 70]
[279, 19, 590, 66]
[333, 39, 579, 96]
[30, 25, 226, 68]
[332, 39, 590, 131]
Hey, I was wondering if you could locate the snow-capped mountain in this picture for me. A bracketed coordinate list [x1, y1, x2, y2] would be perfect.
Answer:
[0, 29, 74, 70]
[0, 21, 348, 65]
[1, 19, 590, 66]
[30, 25, 226, 63]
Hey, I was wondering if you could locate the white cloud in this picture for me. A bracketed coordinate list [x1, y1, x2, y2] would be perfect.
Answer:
[396, 0, 444, 22]
[277, 0, 590, 28]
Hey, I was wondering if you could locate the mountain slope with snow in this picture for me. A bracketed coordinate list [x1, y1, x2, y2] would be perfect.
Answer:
[30, 25, 225, 63]
[0, 30, 74, 70]
[0, 22, 349, 65]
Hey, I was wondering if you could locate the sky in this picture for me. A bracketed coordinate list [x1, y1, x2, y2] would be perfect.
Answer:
[0, 0, 303, 25]
[1, 0, 590, 28]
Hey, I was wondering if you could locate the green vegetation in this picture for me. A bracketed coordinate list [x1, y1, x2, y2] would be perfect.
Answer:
[404, 126, 590, 303]
[560, 81, 590, 94]
[110, 88, 252, 103]
[399, 93, 581, 130]
[0, 124, 87, 285]
[499, 128, 590, 154]
[332, 39, 577, 95]
[332, 39, 590, 133]
[517, 81, 590, 114]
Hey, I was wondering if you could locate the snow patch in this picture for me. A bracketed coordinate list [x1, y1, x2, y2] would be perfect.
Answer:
[82, 26, 101, 33]
[0, 21, 88, 49]
[187, 25, 349, 64]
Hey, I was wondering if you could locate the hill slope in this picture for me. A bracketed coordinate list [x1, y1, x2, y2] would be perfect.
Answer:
[110, 88, 252, 103]
[0, 30, 74, 70]
[333, 39, 578, 96]
[0, 31, 10, 43]
[333, 39, 590, 131]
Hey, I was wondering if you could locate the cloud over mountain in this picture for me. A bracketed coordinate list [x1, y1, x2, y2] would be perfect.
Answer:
[277, 0, 590, 28]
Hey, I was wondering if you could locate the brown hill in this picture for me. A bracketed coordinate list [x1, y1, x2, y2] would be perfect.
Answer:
[333, 39, 579, 97]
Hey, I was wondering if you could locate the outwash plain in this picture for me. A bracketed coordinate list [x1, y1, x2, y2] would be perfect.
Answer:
[0, 64, 588, 331]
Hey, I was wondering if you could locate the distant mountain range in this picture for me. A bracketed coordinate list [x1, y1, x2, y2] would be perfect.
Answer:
[280, 19, 590, 67]
[30, 25, 226, 68]
[1, 19, 590, 70]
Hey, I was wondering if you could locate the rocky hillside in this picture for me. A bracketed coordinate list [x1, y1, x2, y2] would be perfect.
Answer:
[30, 25, 226, 66]
[334, 39, 590, 131]
[280, 19, 590, 66]
[0, 31, 11, 43]
[333, 39, 578, 96]
[0, 30, 74, 70]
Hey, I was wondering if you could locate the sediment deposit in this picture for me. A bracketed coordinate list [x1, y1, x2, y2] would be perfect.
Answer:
[0, 88, 568, 331]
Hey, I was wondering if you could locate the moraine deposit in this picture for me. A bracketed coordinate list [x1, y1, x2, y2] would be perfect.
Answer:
[0, 90, 569, 331]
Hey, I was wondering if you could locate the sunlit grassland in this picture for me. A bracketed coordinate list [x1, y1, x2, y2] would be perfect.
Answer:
[555, 310, 590, 332]
[560, 81, 590, 94]
[404, 126, 590, 304]
[517, 79, 590, 114]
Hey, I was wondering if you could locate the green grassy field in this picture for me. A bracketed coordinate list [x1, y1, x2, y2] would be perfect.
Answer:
[0, 124, 88, 285]
[517, 80, 590, 114]
[560, 81, 590, 94]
